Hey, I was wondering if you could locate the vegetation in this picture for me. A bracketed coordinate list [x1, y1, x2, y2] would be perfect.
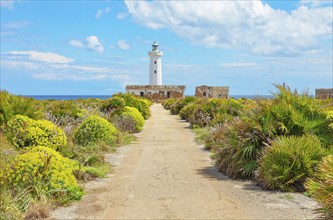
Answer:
[118, 106, 145, 132]
[74, 115, 118, 147]
[305, 155, 333, 219]
[258, 135, 328, 192]
[0, 91, 149, 219]
[6, 115, 67, 150]
[163, 84, 333, 217]
[0, 91, 43, 127]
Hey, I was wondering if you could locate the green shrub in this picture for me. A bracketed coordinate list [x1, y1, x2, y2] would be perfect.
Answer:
[74, 115, 118, 146]
[305, 155, 333, 219]
[266, 84, 333, 146]
[0, 91, 43, 126]
[0, 146, 81, 203]
[258, 135, 328, 192]
[114, 93, 151, 119]
[100, 97, 126, 113]
[211, 117, 265, 178]
[44, 100, 82, 119]
[6, 115, 67, 150]
[118, 106, 144, 132]
[162, 98, 177, 110]
[170, 96, 196, 115]
[179, 103, 196, 122]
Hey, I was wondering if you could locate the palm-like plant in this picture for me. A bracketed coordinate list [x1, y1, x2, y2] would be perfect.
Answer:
[305, 155, 333, 219]
[258, 135, 328, 192]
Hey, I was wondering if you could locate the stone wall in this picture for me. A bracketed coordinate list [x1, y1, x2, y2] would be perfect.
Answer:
[195, 85, 229, 98]
[126, 85, 186, 102]
[315, 88, 333, 99]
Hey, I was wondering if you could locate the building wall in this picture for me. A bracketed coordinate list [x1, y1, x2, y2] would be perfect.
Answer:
[195, 85, 229, 98]
[126, 85, 185, 102]
[315, 88, 333, 99]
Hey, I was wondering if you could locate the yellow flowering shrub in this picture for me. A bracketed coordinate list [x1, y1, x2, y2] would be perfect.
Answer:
[74, 115, 118, 146]
[121, 106, 145, 132]
[6, 115, 67, 150]
[1, 146, 79, 193]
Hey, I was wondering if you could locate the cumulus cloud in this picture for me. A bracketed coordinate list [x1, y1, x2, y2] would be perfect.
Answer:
[96, 7, 110, 19]
[69, 39, 83, 48]
[86, 36, 104, 53]
[125, 1, 332, 55]
[69, 36, 104, 52]
[6, 51, 73, 63]
[118, 40, 130, 50]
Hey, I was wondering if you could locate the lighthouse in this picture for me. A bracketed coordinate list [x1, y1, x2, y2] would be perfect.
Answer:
[148, 42, 163, 85]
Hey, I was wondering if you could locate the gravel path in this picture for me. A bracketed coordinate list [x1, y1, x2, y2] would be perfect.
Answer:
[50, 103, 319, 219]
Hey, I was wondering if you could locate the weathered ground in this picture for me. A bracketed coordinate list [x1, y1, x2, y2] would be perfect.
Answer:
[50, 103, 319, 219]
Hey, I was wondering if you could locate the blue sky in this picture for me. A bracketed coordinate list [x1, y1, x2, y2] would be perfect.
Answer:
[1, 0, 332, 95]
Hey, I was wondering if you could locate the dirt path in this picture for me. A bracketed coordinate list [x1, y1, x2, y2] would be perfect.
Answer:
[51, 103, 318, 219]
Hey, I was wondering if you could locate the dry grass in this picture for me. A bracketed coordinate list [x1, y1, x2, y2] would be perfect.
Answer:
[24, 202, 50, 220]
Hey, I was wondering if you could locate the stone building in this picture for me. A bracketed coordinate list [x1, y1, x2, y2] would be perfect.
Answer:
[315, 88, 333, 99]
[126, 85, 185, 102]
[126, 42, 185, 102]
[195, 85, 229, 98]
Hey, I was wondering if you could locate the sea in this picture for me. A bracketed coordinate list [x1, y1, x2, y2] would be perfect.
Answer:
[24, 95, 275, 100]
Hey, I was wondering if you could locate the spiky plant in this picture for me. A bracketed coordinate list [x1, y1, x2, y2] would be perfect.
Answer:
[258, 135, 328, 192]
[211, 117, 267, 179]
[305, 155, 333, 219]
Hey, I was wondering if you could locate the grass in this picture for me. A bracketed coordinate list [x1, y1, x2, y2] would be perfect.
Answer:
[83, 163, 111, 178]
[121, 132, 137, 146]
[192, 126, 209, 145]
[24, 201, 50, 220]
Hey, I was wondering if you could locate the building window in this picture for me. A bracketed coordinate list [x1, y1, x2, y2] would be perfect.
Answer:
[167, 91, 171, 98]
[203, 92, 207, 97]
[140, 92, 144, 97]
[154, 61, 157, 64]
[154, 70, 157, 74]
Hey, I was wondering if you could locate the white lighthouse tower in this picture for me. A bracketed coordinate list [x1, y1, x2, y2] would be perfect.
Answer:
[149, 42, 163, 85]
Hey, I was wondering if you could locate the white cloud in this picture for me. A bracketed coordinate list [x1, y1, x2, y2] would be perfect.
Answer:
[96, 7, 110, 19]
[0, 0, 14, 9]
[69, 39, 83, 48]
[118, 40, 130, 50]
[125, 1, 333, 55]
[222, 62, 258, 68]
[117, 12, 128, 20]
[1, 60, 40, 70]
[58, 64, 112, 73]
[2, 21, 30, 28]
[7, 51, 73, 64]
[32, 73, 108, 81]
[299, 0, 332, 8]
[86, 36, 104, 53]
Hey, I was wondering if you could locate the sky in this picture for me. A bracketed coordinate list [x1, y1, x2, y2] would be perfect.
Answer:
[1, 0, 332, 96]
